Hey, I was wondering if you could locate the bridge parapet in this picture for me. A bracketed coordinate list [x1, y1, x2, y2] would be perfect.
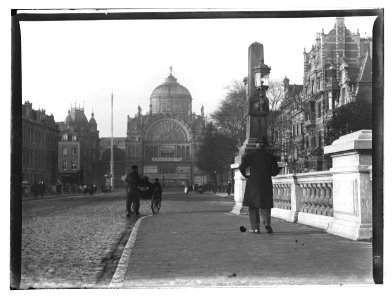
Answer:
[232, 130, 373, 241]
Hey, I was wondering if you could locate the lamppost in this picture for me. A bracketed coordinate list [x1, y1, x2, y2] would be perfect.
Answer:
[230, 42, 271, 215]
[244, 42, 271, 151]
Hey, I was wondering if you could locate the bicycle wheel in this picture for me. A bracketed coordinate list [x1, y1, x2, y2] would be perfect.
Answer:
[151, 189, 161, 214]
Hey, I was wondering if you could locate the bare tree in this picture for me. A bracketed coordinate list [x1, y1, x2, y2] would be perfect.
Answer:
[266, 79, 285, 147]
[211, 80, 247, 147]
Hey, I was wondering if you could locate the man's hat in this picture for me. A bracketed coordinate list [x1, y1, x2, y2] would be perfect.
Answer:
[131, 165, 138, 169]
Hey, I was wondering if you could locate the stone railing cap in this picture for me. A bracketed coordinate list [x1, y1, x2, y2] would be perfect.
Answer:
[324, 130, 372, 155]
[231, 162, 240, 169]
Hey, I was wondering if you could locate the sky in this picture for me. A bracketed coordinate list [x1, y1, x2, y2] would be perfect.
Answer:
[20, 14, 376, 137]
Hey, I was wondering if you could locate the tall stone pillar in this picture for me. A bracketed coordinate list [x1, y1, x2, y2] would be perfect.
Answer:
[324, 130, 372, 240]
[231, 42, 269, 215]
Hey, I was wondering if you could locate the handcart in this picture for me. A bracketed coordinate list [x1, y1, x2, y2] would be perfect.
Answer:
[134, 179, 162, 214]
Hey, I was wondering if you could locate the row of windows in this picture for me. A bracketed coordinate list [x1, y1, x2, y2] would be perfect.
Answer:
[304, 132, 324, 149]
[62, 161, 78, 170]
[23, 125, 57, 149]
[304, 94, 335, 121]
[62, 147, 78, 156]
[292, 123, 304, 137]
[22, 149, 49, 169]
[62, 133, 77, 142]
[305, 76, 322, 96]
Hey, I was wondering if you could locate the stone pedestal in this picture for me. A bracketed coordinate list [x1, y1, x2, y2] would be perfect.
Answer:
[230, 159, 248, 215]
[324, 130, 372, 240]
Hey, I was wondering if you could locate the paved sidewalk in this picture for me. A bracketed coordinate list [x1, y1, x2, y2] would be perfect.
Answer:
[111, 207, 373, 287]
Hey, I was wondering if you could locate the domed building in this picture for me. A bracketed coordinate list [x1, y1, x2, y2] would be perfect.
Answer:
[125, 69, 207, 187]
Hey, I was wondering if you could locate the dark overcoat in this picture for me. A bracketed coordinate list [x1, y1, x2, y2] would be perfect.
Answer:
[239, 149, 279, 209]
[125, 171, 141, 195]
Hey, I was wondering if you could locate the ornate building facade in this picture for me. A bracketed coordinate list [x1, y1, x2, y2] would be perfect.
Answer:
[125, 70, 207, 187]
[22, 101, 59, 185]
[276, 17, 372, 172]
[57, 106, 101, 185]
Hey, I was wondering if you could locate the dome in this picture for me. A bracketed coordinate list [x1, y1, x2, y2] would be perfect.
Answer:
[65, 110, 73, 124]
[89, 112, 97, 125]
[150, 69, 192, 115]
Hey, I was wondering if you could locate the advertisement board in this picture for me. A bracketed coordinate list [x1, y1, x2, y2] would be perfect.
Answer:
[152, 157, 182, 162]
[143, 173, 187, 180]
[143, 165, 158, 174]
[176, 166, 190, 174]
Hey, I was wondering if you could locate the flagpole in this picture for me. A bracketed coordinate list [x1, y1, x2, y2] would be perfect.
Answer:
[110, 92, 114, 191]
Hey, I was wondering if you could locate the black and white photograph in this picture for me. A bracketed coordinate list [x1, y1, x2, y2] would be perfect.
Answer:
[7, 1, 388, 296]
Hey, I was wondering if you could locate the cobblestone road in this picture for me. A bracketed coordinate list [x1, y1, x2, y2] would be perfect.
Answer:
[20, 190, 232, 289]
[21, 190, 373, 288]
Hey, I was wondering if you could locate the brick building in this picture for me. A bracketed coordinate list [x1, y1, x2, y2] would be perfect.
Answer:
[275, 17, 372, 172]
[56, 106, 101, 185]
[22, 101, 59, 185]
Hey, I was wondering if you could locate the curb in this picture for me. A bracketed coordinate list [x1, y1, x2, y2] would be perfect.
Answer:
[109, 215, 151, 288]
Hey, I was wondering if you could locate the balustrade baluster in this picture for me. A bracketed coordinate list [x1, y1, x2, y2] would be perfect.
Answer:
[319, 183, 327, 215]
[285, 184, 291, 210]
[273, 185, 278, 205]
[326, 182, 334, 216]
[301, 183, 310, 212]
[314, 183, 322, 214]
[309, 184, 317, 214]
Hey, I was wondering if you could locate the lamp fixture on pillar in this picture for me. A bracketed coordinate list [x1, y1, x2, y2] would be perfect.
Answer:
[252, 59, 271, 116]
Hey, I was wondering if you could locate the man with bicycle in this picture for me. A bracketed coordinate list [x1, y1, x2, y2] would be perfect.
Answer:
[123, 165, 142, 217]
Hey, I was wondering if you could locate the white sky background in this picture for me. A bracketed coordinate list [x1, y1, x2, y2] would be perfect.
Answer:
[20, 15, 376, 137]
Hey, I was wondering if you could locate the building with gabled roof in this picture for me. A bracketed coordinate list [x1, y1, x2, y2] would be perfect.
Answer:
[275, 17, 372, 173]
[56, 106, 101, 185]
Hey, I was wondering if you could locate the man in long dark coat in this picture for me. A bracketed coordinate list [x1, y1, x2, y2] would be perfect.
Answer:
[239, 141, 280, 234]
[123, 165, 141, 217]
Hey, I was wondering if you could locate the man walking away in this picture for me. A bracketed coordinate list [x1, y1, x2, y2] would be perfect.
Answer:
[239, 140, 280, 234]
[123, 165, 141, 217]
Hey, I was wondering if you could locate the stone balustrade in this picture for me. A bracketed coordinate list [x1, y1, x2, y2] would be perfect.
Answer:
[270, 171, 333, 228]
[296, 172, 333, 216]
[272, 172, 333, 216]
[231, 130, 373, 241]
[272, 183, 291, 210]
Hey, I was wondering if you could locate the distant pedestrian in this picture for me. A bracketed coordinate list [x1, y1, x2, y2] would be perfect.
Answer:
[152, 178, 162, 193]
[32, 182, 39, 199]
[39, 181, 46, 198]
[239, 139, 280, 234]
[56, 182, 62, 195]
[184, 184, 189, 195]
[123, 165, 142, 217]
[227, 180, 232, 196]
